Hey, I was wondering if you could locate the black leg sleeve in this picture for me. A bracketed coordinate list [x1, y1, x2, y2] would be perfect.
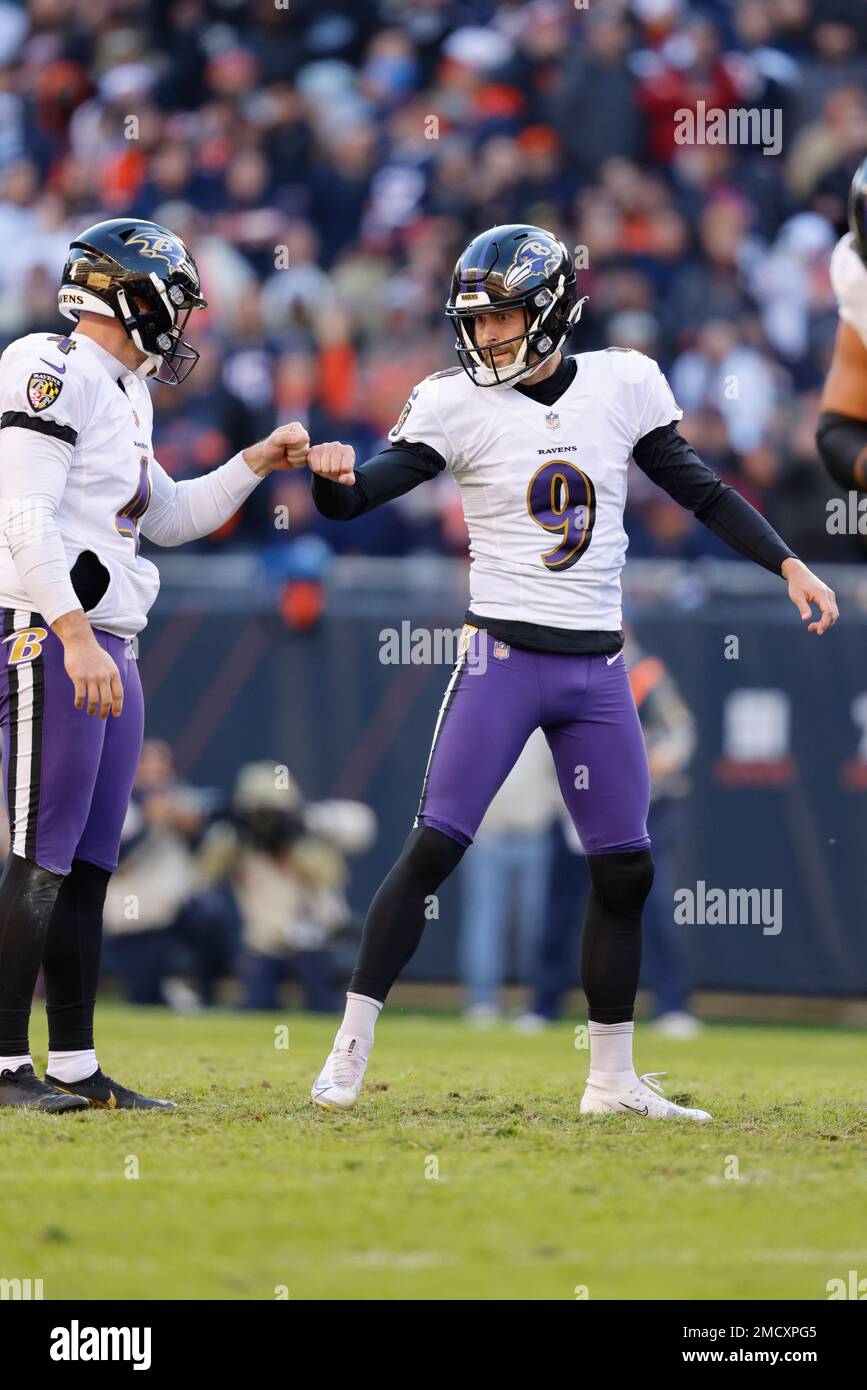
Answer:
[0, 853, 65, 1055]
[580, 849, 654, 1025]
[349, 826, 466, 1002]
[42, 857, 110, 1052]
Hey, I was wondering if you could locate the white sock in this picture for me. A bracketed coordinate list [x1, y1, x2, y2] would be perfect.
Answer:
[47, 1049, 98, 1084]
[588, 1021, 636, 1087]
[338, 992, 382, 1046]
[0, 1054, 33, 1074]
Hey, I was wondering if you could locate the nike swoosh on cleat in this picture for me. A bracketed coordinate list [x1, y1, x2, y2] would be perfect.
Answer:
[619, 1102, 649, 1115]
[312, 1085, 333, 1096]
[40, 359, 66, 373]
[54, 1083, 117, 1108]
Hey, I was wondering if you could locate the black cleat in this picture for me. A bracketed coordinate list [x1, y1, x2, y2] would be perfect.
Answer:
[44, 1067, 177, 1111]
[0, 1063, 89, 1112]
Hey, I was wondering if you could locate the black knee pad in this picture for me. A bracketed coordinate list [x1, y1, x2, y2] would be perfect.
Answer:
[586, 848, 654, 915]
[0, 852, 65, 914]
[400, 825, 466, 886]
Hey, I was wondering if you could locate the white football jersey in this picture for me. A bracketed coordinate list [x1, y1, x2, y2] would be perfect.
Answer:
[389, 350, 682, 630]
[0, 331, 163, 638]
[829, 231, 867, 348]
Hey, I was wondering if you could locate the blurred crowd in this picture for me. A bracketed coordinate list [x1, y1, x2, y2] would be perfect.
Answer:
[2, 0, 867, 569]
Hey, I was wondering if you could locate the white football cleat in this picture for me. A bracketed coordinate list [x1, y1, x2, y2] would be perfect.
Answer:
[580, 1071, 711, 1121]
[311, 1033, 371, 1111]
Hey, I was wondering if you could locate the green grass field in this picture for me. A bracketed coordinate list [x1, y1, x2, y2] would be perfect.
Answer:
[2, 1005, 864, 1300]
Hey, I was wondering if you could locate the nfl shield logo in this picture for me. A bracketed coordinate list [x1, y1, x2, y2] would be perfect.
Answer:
[493, 641, 510, 660]
[545, 411, 560, 431]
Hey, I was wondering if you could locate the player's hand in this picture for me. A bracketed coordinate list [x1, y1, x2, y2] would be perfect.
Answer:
[243, 423, 310, 477]
[781, 558, 839, 635]
[306, 441, 356, 486]
[63, 636, 124, 719]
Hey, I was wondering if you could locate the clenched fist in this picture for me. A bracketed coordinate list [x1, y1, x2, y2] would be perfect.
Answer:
[307, 441, 356, 486]
[243, 423, 310, 477]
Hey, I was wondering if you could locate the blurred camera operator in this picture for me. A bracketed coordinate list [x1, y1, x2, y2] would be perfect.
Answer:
[193, 762, 376, 1012]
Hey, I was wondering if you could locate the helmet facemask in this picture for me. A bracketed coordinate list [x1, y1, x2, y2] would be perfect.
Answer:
[448, 277, 587, 388]
[115, 273, 205, 386]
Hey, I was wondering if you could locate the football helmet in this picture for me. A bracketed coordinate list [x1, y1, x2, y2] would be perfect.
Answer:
[849, 155, 867, 265]
[445, 223, 586, 387]
[58, 218, 207, 385]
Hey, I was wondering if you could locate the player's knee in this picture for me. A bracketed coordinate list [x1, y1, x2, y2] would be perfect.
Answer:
[399, 825, 466, 888]
[0, 852, 65, 911]
[586, 848, 654, 915]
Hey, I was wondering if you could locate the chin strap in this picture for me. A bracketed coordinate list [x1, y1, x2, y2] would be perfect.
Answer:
[471, 291, 590, 389]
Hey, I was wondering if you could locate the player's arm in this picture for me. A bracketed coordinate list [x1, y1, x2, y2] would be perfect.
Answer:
[308, 440, 446, 520]
[816, 321, 867, 491]
[633, 422, 838, 634]
[309, 376, 453, 519]
[0, 416, 122, 718]
[140, 423, 310, 546]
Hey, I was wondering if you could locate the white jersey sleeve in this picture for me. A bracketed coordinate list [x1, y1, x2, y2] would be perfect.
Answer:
[830, 231, 867, 349]
[0, 337, 91, 623]
[141, 451, 262, 546]
[0, 335, 90, 445]
[629, 351, 683, 442]
[387, 372, 459, 468]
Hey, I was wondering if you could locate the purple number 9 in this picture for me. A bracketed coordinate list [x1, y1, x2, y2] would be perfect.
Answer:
[115, 456, 151, 554]
[526, 459, 596, 571]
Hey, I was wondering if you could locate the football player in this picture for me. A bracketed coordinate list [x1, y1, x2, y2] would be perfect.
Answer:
[304, 224, 837, 1120]
[0, 219, 308, 1110]
[818, 157, 867, 492]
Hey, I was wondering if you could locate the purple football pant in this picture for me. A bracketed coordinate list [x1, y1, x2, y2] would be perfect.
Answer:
[415, 628, 651, 854]
[0, 609, 144, 875]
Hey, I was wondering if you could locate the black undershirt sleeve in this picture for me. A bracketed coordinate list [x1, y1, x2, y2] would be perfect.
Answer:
[632, 422, 796, 575]
[816, 410, 867, 491]
[310, 440, 447, 520]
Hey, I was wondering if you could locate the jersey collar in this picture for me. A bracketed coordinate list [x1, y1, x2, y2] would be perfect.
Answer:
[72, 332, 131, 383]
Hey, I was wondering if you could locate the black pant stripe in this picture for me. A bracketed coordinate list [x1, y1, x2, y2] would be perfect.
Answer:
[3, 608, 18, 846]
[415, 644, 470, 823]
[25, 615, 44, 861]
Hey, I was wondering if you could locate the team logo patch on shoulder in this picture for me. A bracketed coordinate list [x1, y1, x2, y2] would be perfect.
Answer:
[26, 372, 63, 413]
[392, 397, 413, 435]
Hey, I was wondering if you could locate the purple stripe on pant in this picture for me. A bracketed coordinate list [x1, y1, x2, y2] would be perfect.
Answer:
[416, 629, 650, 855]
[0, 613, 144, 875]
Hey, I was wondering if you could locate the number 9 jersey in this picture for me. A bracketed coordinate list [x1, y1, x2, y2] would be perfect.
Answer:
[389, 348, 682, 632]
